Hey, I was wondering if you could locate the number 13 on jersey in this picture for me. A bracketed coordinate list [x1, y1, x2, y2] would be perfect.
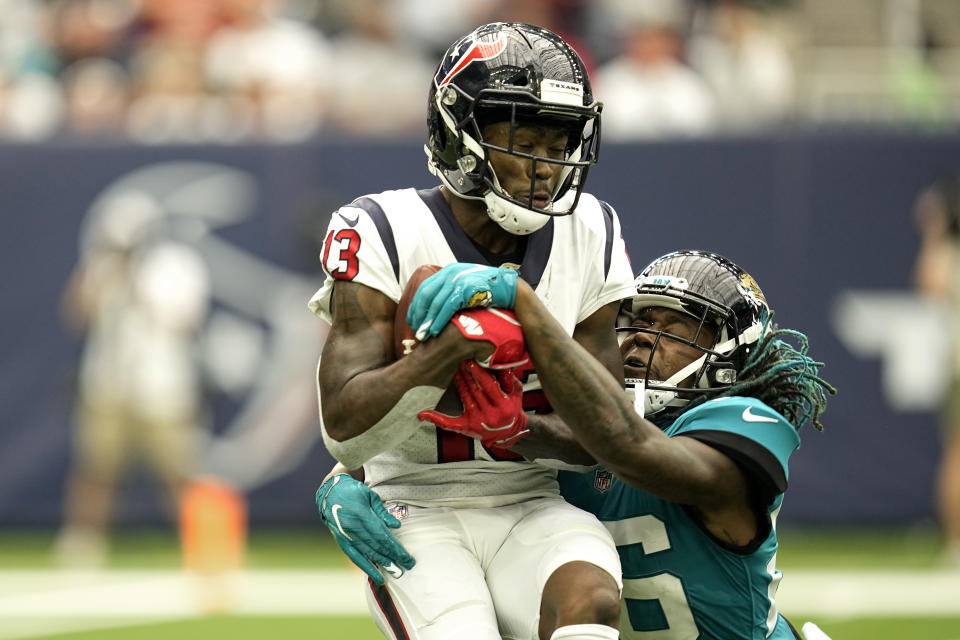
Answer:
[323, 229, 361, 280]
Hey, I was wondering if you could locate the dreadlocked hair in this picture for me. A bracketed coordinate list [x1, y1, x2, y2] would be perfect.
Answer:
[688, 312, 836, 431]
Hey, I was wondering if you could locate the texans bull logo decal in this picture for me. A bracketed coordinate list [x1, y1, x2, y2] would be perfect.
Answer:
[439, 34, 507, 87]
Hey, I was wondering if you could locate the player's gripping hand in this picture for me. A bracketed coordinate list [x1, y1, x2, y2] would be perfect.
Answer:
[452, 307, 530, 370]
[315, 474, 416, 585]
[419, 361, 530, 454]
[407, 263, 518, 340]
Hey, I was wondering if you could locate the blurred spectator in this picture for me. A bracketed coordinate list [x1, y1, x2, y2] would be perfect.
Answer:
[912, 174, 960, 569]
[203, 0, 334, 142]
[125, 36, 215, 142]
[61, 57, 128, 136]
[55, 193, 210, 568]
[48, 0, 137, 68]
[688, 0, 796, 132]
[386, 0, 496, 61]
[50, 0, 137, 137]
[124, 0, 225, 142]
[0, 0, 63, 139]
[0, 71, 64, 139]
[0, 0, 56, 76]
[592, 0, 717, 139]
[490, 0, 598, 73]
[888, 30, 949, 130]
[321, 0, 434, 137]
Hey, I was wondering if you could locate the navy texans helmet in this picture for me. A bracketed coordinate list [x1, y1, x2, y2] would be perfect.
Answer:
[616, 250, 771, 419]
[426, 22, 602, 235]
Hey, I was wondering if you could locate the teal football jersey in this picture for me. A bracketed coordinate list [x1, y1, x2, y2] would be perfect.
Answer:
[559, 396, 801, 640]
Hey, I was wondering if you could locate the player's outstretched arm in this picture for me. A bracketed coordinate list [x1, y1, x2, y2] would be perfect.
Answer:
[512, 280, 752, 509]
[512, 300, 623, 466]
[511, 415, 597, 466]
[315, 465, 415, 585]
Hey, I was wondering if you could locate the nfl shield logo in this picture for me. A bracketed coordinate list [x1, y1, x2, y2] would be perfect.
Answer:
[387, 503, 408, 520]
[593, 469, 613, 493]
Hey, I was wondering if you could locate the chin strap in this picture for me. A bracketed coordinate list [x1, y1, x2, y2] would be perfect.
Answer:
[644, 353, 708, 415]
[624, 378, 646, 418]
[483, 189, 550, 235]
[712, 321, 764, 359]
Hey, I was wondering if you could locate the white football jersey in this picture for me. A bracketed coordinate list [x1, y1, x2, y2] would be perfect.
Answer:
[310, 186, 634, 508]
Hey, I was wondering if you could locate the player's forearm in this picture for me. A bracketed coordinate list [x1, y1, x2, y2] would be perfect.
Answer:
[512, 412, 596, 466]
[319, 350, 459, 467]
[321, 326, 474, 442]
[515, 284, 729, 501]
[513, 281, 658, 473]
[508, 301, 620, 466]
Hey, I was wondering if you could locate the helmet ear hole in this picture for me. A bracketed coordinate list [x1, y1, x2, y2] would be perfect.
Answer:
[713, 367, 737, 385]
[508, 72, 530, 87]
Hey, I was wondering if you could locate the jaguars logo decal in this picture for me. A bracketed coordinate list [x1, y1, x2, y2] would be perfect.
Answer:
[466, 291, 493, 308]
[738, 272, 767, 305]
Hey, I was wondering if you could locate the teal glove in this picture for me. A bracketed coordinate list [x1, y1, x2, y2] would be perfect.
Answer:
[315, 474, 416, 585]
[406, 263, 518, 340]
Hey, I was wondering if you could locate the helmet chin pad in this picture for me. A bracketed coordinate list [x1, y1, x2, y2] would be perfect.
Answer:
[484, 189, 575, 235]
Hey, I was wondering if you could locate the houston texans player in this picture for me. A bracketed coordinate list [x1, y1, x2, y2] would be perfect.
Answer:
[309, 22, 634, 640]
[322, 251, 836, 640]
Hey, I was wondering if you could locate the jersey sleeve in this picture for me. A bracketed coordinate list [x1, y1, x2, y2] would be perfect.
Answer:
[307, 202, 404, 323]
[668, 397, 801, 501]
[577, 200, 636, 323]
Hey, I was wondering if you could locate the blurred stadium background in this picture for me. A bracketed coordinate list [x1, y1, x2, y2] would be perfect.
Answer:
[3, 0, 960, 638]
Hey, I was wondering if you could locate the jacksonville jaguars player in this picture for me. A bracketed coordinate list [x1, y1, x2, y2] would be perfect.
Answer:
[509, 250, 835, 640]
[323, 250, 835, 640]
[310, 21, 634, 640]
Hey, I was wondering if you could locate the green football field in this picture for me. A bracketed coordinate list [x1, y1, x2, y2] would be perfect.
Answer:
[1, 527, 958, 639]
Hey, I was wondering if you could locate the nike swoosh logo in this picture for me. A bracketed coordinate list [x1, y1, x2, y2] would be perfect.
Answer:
[452, 265, 488, 281]
[338, 210, 360, 227]
[331, 504, 353, 540]
[481, 417, 517, 432]
[742, 407, 778, 423]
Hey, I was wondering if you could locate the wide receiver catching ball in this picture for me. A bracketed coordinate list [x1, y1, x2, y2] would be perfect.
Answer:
[394, 265, 531, 446]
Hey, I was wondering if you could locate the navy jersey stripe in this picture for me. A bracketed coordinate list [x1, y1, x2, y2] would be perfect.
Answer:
[520, 220, 553, 289]
[417, 187, 486, 264]
[598, 200, 615, 279]
[416, 186, 554, 287]
[368, 578, 410, 639]
[352, 196, 400, 283]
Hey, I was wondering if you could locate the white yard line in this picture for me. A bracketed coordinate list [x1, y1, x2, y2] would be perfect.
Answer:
[777, 569, 960, 618]
[0, 568, 957, 639]
[0, 568, 368, 639]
